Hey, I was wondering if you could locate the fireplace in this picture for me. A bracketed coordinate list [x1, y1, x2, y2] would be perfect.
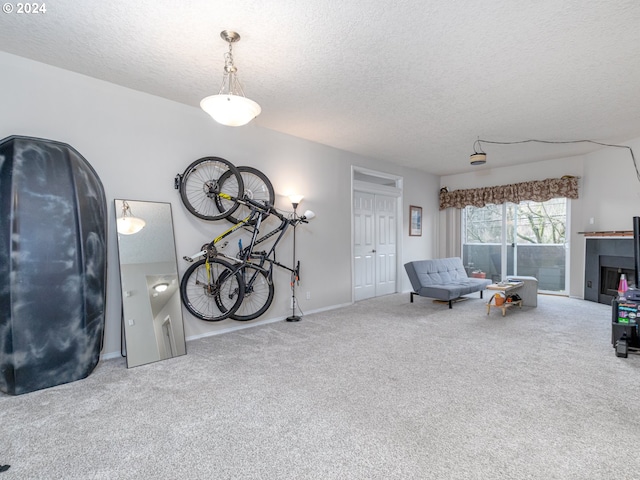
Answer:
[584, 218, 640, 305]
[598, 255, 635, 305]
[584, 238, 634, 304]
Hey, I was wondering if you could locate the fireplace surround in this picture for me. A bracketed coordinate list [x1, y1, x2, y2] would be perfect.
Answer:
[584, 238, 634, 304]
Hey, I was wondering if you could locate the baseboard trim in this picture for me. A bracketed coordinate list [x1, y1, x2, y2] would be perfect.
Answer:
[100, 302, 353, 359]
[185, 302, 352, 342]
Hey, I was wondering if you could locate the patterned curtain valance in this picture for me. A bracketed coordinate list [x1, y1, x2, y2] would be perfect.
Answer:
[439, 176, 579, 210]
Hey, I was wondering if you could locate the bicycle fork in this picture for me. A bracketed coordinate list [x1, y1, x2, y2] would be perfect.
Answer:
[199, 258, 241, 302]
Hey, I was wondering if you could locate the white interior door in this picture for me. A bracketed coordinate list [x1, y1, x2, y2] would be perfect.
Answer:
[354, 191, 376, 301]
[354, 191, 397, 301]
[375, 194, 397, 296]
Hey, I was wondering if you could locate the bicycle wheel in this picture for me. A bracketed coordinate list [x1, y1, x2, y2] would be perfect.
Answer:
[217, 166, 275, 225]
[230, 264, 275, 321]
[180, 258, 245, 321]
[179, 156, 244, 221]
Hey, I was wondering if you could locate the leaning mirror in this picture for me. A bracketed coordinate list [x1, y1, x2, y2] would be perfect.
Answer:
[115, 199, 186, 368]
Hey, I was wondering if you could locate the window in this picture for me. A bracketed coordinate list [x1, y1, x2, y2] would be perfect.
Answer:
[462, 198, 568, 292]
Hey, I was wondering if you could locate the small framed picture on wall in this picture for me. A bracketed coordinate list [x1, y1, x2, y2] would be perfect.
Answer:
[409, 205, 422, 236]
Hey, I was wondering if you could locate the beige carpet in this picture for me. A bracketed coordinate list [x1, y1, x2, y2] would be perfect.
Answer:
[1, 293, 640, 479]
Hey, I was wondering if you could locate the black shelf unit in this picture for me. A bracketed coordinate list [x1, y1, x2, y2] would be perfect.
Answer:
[611, 216, 640, 358]
[611, 298, 640, 357]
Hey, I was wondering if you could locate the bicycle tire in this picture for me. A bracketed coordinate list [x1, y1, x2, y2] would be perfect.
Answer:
[230, 264, 275, 321]
[217, 166, 275, 225]
[180, 258, 245, 321]
[179, 156, 244, 221]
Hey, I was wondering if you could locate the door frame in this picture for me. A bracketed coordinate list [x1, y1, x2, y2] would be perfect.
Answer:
[351, 166, 403, 302]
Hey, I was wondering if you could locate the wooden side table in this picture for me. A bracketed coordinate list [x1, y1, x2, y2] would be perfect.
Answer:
[486, 282, 524, 316]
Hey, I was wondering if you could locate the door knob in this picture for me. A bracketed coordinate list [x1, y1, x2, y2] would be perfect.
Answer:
[371, 249, 376, 253]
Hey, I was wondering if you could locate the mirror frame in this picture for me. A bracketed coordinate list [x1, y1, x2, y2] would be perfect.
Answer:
[114, 199, 186, 368]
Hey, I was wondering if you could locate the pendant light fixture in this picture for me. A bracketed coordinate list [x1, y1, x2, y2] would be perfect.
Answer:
[200, 30, 261, 127]
[469, 138, 639, 182]
[117, 200, 146, 235]
[470, 138, 487, 166]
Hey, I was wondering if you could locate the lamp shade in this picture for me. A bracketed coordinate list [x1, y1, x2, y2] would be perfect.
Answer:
[288, 194, 304, 205]
[200, 94, 261, 127]
[117, 216, 146, 235]
[470, 152, 487, 166]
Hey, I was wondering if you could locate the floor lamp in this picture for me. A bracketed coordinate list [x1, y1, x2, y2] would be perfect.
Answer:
[286, 194, 303, 322]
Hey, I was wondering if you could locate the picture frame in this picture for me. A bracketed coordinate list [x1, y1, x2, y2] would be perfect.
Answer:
[409, 205, 422, 236]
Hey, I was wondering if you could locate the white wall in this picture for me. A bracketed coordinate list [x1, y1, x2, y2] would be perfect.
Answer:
[579, 139, 640, 232]
[439, 139, 640, 298]
[0, 52, 439, 357]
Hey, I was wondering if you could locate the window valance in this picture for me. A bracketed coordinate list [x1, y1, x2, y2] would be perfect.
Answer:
[439, 176, 579, 210]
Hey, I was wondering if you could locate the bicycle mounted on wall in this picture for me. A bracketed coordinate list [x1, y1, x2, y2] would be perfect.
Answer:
[174, 157, 313, 322]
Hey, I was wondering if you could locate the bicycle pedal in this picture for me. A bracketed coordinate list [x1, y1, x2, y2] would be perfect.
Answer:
[183, 256, 194, 263]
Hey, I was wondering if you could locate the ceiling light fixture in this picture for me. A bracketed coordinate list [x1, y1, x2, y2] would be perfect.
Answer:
[200, 30, 261, 127]
[470, 138, 639, 181]
[117, 201, 146, 235]
[153, 283, 169, 293]
[470, 139, 487, 166]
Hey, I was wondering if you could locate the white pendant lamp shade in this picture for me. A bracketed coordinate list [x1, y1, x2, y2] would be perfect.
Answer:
[117, 200, 146, 235]
[202, 30, 261, 127]
[117, 216, 146, 235]
[200, 93, 261, 127]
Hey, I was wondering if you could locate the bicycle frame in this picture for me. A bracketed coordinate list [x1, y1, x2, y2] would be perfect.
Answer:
[184, 191, 305, 263]
[182, 203, 264, 262]
[178, 171, 311, 322]
[242, 215, 299, 277]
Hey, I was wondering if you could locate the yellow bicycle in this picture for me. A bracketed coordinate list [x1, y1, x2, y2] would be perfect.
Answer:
[175, 158, 312, 322]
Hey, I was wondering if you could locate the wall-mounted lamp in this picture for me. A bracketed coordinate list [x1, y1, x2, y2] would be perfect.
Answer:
[117, 201, 146, 235]
[200, 30, 261, 127]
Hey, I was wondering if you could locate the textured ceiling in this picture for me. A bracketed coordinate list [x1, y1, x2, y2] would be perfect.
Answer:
[1, 0, 640, 175]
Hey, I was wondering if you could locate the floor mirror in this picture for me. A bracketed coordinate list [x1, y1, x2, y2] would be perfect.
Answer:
[115, 199, 186, 368]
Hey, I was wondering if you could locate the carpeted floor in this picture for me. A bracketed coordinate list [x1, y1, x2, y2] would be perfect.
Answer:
[1, 294, 640, 479]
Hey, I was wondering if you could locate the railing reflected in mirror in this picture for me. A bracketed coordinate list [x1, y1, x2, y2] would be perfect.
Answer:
[115, 199, 186, 368]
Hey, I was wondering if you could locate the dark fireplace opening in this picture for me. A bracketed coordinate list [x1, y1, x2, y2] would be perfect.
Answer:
[598, 255, 636, 305]
[600, 266, 635, 296]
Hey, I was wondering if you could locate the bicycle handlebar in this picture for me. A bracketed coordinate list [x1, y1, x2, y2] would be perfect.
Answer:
[237, 196, 312, 225]
[182, 195, 310, 264]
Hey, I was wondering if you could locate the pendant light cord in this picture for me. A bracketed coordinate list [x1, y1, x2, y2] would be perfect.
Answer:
[476, 139, 639, 183]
